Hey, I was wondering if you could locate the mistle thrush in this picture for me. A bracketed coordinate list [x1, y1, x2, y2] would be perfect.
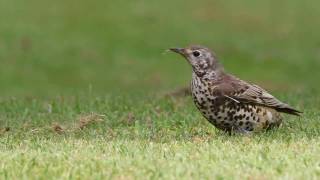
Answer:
[170, 45, 302, 133]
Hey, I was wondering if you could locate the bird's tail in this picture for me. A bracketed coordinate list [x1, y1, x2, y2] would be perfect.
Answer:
[276, 106, 302, 116]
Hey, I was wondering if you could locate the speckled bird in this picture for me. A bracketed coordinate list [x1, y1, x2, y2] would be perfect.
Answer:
[170, 45, 302, 133]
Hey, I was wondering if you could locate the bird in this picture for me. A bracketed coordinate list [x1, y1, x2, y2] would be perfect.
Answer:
[170, 45, 302, 133]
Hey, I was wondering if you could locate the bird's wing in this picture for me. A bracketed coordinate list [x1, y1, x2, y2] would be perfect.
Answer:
[212, 75, 302, 116]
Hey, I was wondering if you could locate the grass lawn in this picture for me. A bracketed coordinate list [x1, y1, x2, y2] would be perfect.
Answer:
[1, 0, 320, 179]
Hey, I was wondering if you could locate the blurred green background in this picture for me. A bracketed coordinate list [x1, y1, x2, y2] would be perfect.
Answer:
[0, 1, 320, 179]
[0, 0, 319, 96]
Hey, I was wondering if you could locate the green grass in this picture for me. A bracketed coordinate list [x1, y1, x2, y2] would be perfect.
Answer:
[0, 0, 320, 179]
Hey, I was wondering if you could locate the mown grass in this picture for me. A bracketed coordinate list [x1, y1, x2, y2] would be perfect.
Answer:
[0, 0, 320, 179]
[1, 94, 319, 179]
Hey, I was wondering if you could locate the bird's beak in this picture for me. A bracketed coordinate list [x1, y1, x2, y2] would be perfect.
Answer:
[169, 47, 185, 55]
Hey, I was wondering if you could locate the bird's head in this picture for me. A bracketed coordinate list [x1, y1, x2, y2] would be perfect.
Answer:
[170, 45, 221, 77]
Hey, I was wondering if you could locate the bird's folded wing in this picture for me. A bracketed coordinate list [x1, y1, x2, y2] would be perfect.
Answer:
[212, 77, 302, 116]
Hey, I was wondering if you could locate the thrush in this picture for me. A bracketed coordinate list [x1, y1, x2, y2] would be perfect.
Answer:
[170, 45, 302, 133]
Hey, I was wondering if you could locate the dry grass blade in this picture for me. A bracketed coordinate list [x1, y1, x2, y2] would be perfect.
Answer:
[52, 123, 65, 134]
[78, 113, 105, 129]
[0, 127, 10, 135]
[123, 112, 136, 126]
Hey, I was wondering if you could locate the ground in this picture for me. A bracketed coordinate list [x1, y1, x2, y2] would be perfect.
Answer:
[0, 0, 320, 179]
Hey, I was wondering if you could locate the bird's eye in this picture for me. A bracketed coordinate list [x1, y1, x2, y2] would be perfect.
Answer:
[192, 50, 201, 57]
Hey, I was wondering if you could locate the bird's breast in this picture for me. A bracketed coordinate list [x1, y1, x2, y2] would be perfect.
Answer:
[191, 78, 218, 112]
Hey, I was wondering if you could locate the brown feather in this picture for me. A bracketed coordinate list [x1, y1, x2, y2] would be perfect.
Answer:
[211, 74, 302, 116]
